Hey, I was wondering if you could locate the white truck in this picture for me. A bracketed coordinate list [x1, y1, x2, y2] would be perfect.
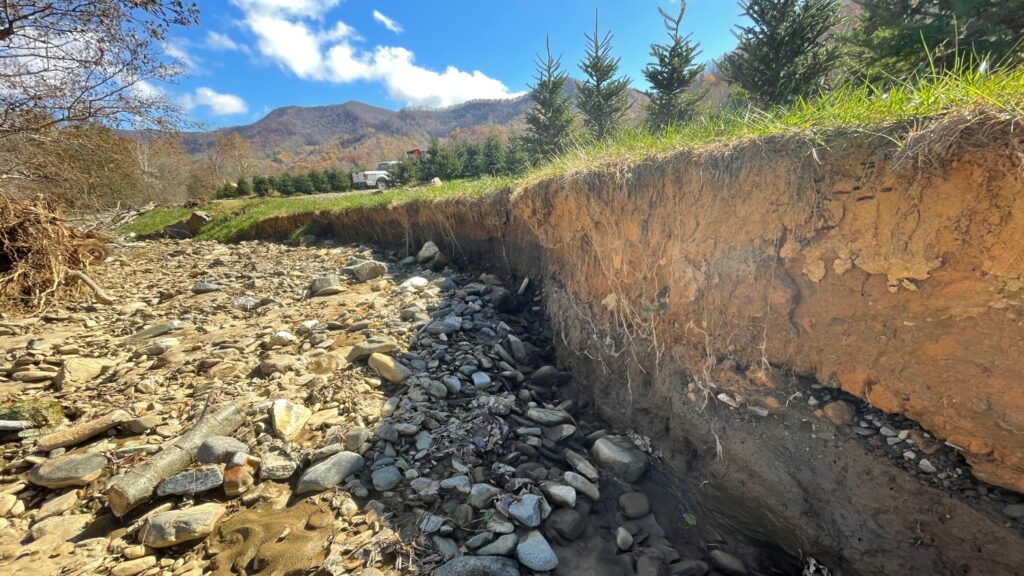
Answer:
[352, 161, 399, 191]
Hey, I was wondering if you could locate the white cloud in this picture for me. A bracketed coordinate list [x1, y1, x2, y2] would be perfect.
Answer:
[369, 46, 519, 108]
[181, 87, 249, 116]
[229, 0, 522, 108]
[372, 10, 403, 34]
[205, 31, 249, 53]
[231, 0, 342, 18]
[165, 39, 200, 72]
[131, 80, 164, 99]
[248, 14, 325, 78]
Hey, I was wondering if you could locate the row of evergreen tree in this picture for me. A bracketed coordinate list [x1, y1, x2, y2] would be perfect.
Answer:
[526, 0, 1024, 158]
[390, 136, 532, 185]
[216, 169, 352, 198]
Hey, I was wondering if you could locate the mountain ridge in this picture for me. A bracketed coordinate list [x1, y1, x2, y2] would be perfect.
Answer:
[178, 82, 649, 170]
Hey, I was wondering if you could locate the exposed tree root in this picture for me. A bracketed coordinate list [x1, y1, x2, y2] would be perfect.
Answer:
[0, 192, 110, 310]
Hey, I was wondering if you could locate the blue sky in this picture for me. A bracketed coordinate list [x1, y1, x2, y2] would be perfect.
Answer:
[160, 1, 746, 127]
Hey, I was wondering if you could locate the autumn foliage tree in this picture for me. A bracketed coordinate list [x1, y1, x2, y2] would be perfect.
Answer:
[0, 1, 198, 140]
[0, 0, 199, 207]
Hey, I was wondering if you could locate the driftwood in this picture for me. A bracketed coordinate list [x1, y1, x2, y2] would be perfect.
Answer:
[0, 420, 34, 431]
[37, 409, 131, 451]
[67, 270, 114, 304]
[107, 403, 245, 517]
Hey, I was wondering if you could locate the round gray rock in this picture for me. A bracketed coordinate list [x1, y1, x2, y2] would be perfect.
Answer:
[591, 435, 648, 482]
[468, 483, 502, 509]
[139, 503, 225, 548]
[515, 530, 558, 571]
[477, 533, 518, 556]
[709, 550, 747, 576]
[508, 494, 545, 528]
[618, 491, 651, 519]
[297, 451, 365, 494]
[545, 508, 585, 542]
[372, 465, 403, 491]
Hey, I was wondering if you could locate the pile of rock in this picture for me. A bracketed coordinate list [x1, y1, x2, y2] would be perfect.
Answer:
[0, 238, 751, 576]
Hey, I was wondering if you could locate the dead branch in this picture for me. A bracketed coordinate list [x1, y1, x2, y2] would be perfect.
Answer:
[106, 402, 245, 517]
[67, 269, 114, 304]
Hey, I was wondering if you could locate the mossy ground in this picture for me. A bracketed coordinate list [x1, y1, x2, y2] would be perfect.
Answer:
[0, 399, 65, 426]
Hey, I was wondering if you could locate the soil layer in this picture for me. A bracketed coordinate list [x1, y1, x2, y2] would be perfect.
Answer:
[241, 120, 1024, 575]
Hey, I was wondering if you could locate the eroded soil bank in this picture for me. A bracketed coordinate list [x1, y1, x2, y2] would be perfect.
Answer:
[241, 119, 1024, 575]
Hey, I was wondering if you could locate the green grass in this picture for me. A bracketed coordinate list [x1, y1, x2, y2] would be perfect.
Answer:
[121, 65, 1024, 242]
[532, 63, 1024, 181]
[117, 207, 195, 236]
[119, 176, 515, 242]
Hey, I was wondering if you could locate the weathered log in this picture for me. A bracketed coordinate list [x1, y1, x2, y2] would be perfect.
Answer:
[0, 420, 35, 431]
[36, 409, 131, 451]
[107, 403, 245, 517]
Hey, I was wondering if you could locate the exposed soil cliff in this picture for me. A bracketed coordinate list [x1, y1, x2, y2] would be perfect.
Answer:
[242, 117, 1024, 575]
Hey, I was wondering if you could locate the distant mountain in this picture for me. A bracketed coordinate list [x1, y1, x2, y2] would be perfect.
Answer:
[177, 81, 649, 171]
[180, 96, 535, 156]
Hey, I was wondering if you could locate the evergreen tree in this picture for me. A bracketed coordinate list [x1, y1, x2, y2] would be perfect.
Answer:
[325, 169, 345, 191]
[253, 175, 271, 196]
[309, 170, 329, 193]
[525, 36, 576, 158]
[236, 176, 252, 196]
[503, 137, 532, 176]
[643, 2, 707, 132]
[720, 0, 842, 108]
[426, 140, 463, 181]
[846, 0, 1024, 80]
[577, 13, 631, 140]
[215, 182, 236, 199]
[291, 173, 314, 194]
[390, 156, 420, 186]
[459, 142, 482, 178]
[274, 174, 293, 196]
[481, 135, 506, 176]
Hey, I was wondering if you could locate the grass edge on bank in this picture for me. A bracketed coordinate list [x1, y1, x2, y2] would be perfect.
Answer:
[119, 65, 1024, 242]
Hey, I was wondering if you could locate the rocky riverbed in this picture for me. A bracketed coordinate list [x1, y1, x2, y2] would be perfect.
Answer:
[0, 239, 770, 576]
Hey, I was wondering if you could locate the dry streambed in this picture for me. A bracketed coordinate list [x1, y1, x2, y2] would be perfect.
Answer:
[0, 239, 776, 576]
